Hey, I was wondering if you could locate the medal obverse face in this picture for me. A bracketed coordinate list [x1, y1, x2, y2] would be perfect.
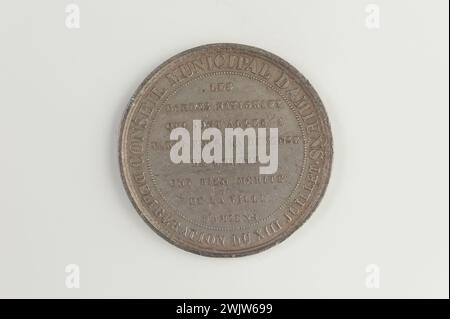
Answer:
[119, 43, 333, 257]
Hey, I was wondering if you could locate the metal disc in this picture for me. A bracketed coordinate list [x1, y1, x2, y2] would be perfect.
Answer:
[119, 43, 333, 257]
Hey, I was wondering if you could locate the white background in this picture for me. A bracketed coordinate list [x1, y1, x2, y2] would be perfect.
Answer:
[0, 0, 448, 298]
